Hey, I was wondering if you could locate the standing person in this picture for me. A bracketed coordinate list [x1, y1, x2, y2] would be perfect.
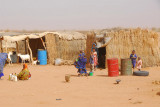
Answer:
[0, 53, 8, 80]
[89, 52, 94, 72]
[137, 57, 142, 71]
[130, 50, 137, 71]
[91, 43, 97, 52]
[91, 42, 99, 67]
[93, 48, 98, 70]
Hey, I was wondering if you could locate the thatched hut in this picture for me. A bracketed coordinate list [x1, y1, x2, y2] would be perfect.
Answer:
[0, 31, 86, 64]
[86, 28, 160, 68]
[45, 31, 86, 64]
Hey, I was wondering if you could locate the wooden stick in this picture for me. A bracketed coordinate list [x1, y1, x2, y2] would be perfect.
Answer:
[26, 38, 33, 64]
[0, 39, 3, 52]
[5, 41, 7, 53]
[25, 39, 27, 54]
[16, 41, 19, 63]
[40, 37, 46, 50]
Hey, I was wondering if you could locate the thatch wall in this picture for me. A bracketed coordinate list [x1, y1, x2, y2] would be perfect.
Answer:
[105, 28, 160, 68]
[2, 48, 16, 53]
[0, 41, 25, 54]
[18, 41, 27, 54]
[45, 33, 86, 64]
[1, 40, 16, 53]
[86, 32, 96, 64]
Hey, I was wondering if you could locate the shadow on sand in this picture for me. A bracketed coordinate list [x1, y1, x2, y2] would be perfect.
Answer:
[70, 74, 79, 77]
[96, 75, 108, 77]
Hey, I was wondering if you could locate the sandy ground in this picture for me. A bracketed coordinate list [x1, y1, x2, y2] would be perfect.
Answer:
[0, 64, 160, 107]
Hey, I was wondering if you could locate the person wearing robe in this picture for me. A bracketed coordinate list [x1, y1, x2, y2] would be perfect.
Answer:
[92, 48, 98, 69]
[130, 50, 137, 71]
[18, 64, 31, 80]
[77, 55, 87, 74]
[74, 51, 87, 75]
[91, 43, 98, 68]
[0, 53, 8, 80]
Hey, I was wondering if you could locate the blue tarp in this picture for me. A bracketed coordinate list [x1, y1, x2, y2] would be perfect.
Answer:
[0, 53, 8, 78]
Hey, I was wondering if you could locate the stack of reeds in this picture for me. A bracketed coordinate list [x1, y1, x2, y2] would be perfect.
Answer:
[105, 28, 160, 68]
[86, 32, 96, 64]
[45, 33, 86, 64]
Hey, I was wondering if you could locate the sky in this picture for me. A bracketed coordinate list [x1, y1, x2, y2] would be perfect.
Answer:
[0, 0, 160, 30]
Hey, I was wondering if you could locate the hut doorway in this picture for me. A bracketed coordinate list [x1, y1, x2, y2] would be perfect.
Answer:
[29, 37, 45, 58]
[98, 47, 106, 69]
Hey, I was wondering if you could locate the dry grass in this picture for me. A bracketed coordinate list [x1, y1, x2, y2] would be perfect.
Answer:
[105, 28, 160, 67]
[45, 33, 86, 64]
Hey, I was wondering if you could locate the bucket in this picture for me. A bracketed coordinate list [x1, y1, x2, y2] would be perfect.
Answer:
[107, 58, 119, 77]
[89, 72, 93, 76]
[65, 74, 70, 82]
[38, 49, 47, 65]
[121, 58, 132, 75]
[55, 58, 62, 66]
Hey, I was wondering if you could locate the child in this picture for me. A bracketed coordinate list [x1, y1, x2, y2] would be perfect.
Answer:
[89, 52, 94, 72]
[137, 57, 142, 71]
[130, 50, 137, 71]
[92, 48, 98, 70]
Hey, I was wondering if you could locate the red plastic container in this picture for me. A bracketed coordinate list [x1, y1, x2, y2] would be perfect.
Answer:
[107, 58, 119, 77]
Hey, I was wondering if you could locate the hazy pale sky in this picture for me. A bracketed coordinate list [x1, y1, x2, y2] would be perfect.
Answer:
[0, 0, 160, 30]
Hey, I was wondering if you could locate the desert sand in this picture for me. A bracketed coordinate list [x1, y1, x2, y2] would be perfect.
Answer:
[0, 64, 160, 107]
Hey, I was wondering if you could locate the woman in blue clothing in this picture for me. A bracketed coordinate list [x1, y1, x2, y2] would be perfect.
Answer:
[74, 50, 87, 76]
[78, 50, 85, 60]
[130, 50, 137, 71]
[0, 53, 8, 80]
[77, 55, 87, 75]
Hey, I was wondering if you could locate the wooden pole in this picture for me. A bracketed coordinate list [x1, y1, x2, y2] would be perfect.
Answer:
[25, 40, 28, 54]
[16, 41, 19, 63]
[1, 37, 4, 52]
[40, 37, 46, 50]
[26, 38, 33, 64]
[5, 41, 7, 53]
[0, 40, 2, 52]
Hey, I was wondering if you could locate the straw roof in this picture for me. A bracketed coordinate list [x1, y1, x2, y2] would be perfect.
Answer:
[0, 31, 86, 42]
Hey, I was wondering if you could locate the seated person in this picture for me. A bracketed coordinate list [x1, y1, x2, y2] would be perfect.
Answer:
[76, 55, 87, 76]
[18, 64, 31, 80]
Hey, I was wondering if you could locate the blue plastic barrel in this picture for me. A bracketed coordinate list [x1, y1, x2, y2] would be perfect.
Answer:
[38, 49, 47, 65]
